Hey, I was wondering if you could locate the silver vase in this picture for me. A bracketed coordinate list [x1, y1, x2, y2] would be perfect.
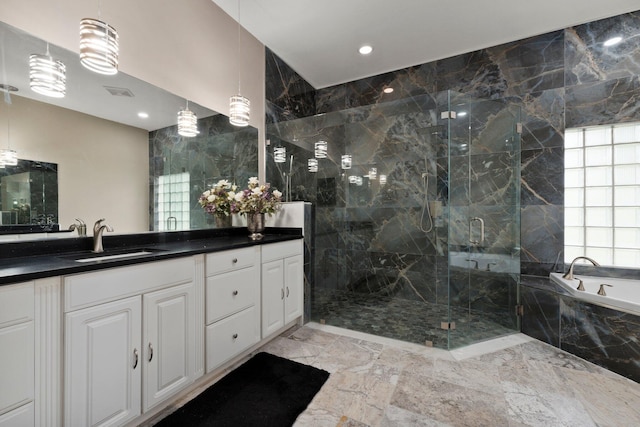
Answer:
[214, 214, 232, 228]
[246, 213, 265, 240]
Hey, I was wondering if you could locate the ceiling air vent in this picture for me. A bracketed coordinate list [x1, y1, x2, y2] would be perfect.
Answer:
[104, 86, 134, 97]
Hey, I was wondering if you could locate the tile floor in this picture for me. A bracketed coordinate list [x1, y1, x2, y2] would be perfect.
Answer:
[260, 323, 640, 427]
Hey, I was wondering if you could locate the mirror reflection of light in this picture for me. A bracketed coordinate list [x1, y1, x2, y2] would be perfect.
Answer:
[457, 111, 467, 117]
[604, 36, 622, 47]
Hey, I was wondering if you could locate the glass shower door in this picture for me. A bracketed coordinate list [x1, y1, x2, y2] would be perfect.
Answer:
[444, 91, 521, 349]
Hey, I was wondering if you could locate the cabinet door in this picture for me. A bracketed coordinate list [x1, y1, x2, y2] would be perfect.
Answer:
[143, 282, 195, 412]
[261, 259, 284, 337]
[65, 296, 142, 427]
[284, 254, 304, 324]
[0, 322, 34, 417]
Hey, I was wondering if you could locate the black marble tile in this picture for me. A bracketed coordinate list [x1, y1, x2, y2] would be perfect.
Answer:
[344, 65, 436, 110]
[519, 88, 565, 150]
[520, 204, 564, 265]
[565, 11, 640, 87]
[436, 50, 507, 99]
[520, 147, 564, 205]
[487, 31, 565, 96]
[265, 47, 316, 122]
[560, 296, 640, 382]
[521, 281, 560, 347]
[565, 75, 640, 128]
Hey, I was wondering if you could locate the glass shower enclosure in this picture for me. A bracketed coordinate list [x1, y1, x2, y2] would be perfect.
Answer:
[266, 90, 521, 350]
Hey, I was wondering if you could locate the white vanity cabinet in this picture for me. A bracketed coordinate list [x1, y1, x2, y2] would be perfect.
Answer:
[205, 246, 260, 372]
[261, 240, 304, 338]
[63, 256, 202, 427]
[0, 282, 35, 427]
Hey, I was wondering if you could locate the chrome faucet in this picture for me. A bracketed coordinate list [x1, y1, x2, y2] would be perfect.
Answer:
[563, 256, 600, 280]
[68, 218, 87, 236]
[93, 218, 114, 253]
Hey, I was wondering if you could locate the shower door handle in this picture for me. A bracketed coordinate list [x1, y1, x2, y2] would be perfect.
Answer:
[469, 217, 485, 246]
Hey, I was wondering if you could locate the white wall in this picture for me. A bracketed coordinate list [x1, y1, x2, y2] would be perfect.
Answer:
[1, 96, 150, 233]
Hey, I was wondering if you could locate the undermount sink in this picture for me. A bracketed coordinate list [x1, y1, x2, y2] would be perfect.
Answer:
[59, 248, 166, 263]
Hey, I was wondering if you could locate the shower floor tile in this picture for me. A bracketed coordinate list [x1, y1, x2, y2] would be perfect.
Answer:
[311, 289, 517, 349]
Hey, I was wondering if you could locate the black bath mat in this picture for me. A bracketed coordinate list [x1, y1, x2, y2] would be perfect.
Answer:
[154, 352, 330, 427]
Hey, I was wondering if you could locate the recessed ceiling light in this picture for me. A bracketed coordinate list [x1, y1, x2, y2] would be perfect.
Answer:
[383, 87, 394, 94]
[358, 45, 373, 55]
[604, 36, 622, 47]
[138, 112, 149, 119]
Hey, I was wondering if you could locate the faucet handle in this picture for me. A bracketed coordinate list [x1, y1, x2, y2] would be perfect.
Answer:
[597, 284, 612, 296]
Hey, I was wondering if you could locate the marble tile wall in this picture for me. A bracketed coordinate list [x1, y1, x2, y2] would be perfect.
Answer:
[149, 114, 258, 230]
[265, 10, 640, 358]
[521, 275, 640, 382]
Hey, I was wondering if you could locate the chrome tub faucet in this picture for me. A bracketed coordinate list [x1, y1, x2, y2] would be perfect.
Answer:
[563, 256, 600, 280]
[93, 218, 113, 253]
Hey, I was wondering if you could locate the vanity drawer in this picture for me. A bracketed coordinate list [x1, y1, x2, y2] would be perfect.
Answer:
[206, 305, 259, 372]
[206, 266, 259, 323]
[261, 239, 303, 263]
[206, 246, 259, 276]
[0, 282, 34, 328]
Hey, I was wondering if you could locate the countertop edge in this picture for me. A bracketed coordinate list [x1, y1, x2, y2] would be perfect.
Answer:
[0, 230, 302, 286]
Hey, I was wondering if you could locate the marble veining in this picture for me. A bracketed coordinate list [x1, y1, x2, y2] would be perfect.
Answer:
[259, 324, 640, 427]
[264, 10, 640, 373]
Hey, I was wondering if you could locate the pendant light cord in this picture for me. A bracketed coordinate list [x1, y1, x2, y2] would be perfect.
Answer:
[237, 0, 241, 94]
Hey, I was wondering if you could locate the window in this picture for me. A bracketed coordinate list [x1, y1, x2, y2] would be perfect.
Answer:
[564, 122, 640, 268]
[155, 172, 190, 231]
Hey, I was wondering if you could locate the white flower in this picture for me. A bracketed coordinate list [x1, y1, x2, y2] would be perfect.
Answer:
[203, 190, 211, 197]
[234, 192, 244, 202]
[228, 191, 236, 200]
[207, 195, 216, 202]
[216, 179, 230, 188]
[251, 187, 262, 195]
[231, 184, 238, 191]
[248, 177, 259, 186]
[273, 190, 282, 199]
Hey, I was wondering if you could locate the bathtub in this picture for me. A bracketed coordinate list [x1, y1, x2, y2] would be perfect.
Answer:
[549, 272, 640, 316]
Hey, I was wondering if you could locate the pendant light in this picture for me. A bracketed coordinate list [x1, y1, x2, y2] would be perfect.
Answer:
[29, 43, 66, 98]
[341, 154, 352, 169]
[315, 141, 328, 158]
[79, 1, 119, 76]
[229, 0, 250, 127]
[274, 146, 286, 163]
[178, 100, 199, 137]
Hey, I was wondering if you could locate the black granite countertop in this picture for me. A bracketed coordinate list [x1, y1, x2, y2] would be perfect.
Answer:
[0, 227, 302, 285]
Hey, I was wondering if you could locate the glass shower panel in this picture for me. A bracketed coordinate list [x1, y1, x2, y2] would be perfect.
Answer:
[444, 91, 521, 349]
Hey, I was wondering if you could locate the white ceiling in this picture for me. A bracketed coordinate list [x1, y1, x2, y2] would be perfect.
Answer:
[212, 0, 640, 89]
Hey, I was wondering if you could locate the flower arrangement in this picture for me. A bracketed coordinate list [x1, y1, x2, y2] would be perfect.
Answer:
[198, 179, 238, 217]
[234, 177, 283, 215]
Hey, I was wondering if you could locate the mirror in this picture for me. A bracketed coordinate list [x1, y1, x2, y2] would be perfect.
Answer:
[0, 20, 258, 237]
[0, 159, 58, 229]
[564, 121, 640, 268]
